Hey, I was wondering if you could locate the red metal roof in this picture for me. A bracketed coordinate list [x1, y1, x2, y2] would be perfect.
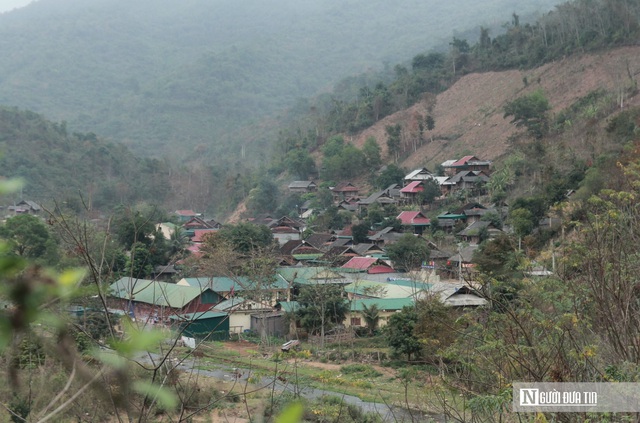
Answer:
[397, 211, 431, 225]
[176, 209, 197, 216]
[450, 155, 478, 167]
[400, 181, 424, 193]
[342, 257, 378, 270]
[367, 265, 395, 274]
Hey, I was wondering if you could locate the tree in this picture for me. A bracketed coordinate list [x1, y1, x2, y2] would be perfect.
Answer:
[503, 89, 551, 138]
[385, 306, 422, 361]
[362, 136, 382, 170]
[414, 296, 459, 358]
[112, 206, 160, 249]
[247, 179, 279, 214]
[284, 148, 316, 180]
[125, 242, 154, 278]
[321, 141, 366, 180]
[167, 226, 189, 259]
[217, 222, 275, 255]
[385, 124, 402, 162]
[375, 164, 405, 189]
[509, 207, 535, 239]
[296, 283, 349, 348]
[472, 234, 521, 281]
[351, 222, 370, 244]
[0, 214, 58, 265]
[418, 178, 441, 204]
[361, 303, 380, 336]
[385, 233, 430, 271]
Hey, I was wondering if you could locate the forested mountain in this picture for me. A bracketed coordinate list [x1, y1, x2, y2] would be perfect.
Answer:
[0, 107, 168, 209]
[0, 0, 558, 163]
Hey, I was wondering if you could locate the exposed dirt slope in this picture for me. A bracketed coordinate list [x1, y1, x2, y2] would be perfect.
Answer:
[351, 46, 640, 170]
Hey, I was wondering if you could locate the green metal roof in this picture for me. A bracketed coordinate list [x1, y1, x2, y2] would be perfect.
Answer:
[180, 275, 289, 291]
[276, 267, 346, 284]
[292, 253, 323, 260]
[345, 279, 432, 297]
[350, 297, 414, 311]
[169, 311, 228, 321]
[438, 213, 466, 220]
[278, 301, 300, 313]
[110, 278, 206, 308]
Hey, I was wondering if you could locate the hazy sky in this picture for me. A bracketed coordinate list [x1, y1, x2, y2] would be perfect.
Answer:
[0, 0, 32, 14]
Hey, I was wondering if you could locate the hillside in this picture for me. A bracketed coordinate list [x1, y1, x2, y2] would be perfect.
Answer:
[0, 0, 558, 163]
[349, 46, 640, 171]
[0, 107, 169, 210]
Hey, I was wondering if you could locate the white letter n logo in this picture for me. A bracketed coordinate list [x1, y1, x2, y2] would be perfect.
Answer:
[520, 389, 539, 406]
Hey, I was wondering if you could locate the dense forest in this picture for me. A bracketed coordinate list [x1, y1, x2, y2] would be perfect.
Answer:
[0, 0, 558, 163]
[0, 107, 169, 209]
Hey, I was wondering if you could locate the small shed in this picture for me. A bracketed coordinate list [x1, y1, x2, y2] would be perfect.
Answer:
[251, 311, 286, 338]
[170, 311, 229, 340]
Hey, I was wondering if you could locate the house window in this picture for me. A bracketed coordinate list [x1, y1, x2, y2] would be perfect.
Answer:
[350, 317, 362, 326]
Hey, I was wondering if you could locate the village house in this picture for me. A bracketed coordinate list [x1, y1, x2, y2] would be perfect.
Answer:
[279, 239, 324, 263]
[397, 210, 431, 235]
[346, 297, 414, 329]
[318, 245, 360, 266]
[342, 256, 395, 274]
[357, 183, 401, 211]
[287, 180, 317, 194]
[331, 182, 359, 202]
[169, 311, 230, 340]
[441, 170, 490, 194]
[304, 233, 336, 251]
[109, 277, 221, 324]
[446, 245, 480, 280]
[8, 200, 41, 215]
[367, 226, 405, 246]
[417, 282, 488, 307]
[174, 209, 200, 222]
[404, 168, 435, 184]
[437, 202, 492, 232]
[442, 155, 492, 176]
[209, 296, 274, 334]
[177, 275, 290, 306]
[267, 216, 305, 245]
[399, 181, 424, 203]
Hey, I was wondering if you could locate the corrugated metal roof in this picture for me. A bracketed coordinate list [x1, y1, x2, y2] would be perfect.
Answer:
[169, 311, 228, 321]
[400, 181, 424, 193]
[397, 211, 431, 225]
[110, 278, 205, 308]
[179, 275, 289, 291]
[342, 257, 378, 270]
[368, 265, 395, 274]
[350, 297, 414, 311]
[450, 155, 478, 166]
[404, 168, 433, 180]
[345, 279, 431, 298]
[278, 301, 300, 312]
[292, 253, 324, 260]
[288, 181, 316, 189]
[213, 297, 246, 311]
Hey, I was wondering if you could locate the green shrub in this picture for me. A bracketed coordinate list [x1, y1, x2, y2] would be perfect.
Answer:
[340, 364, 382, 378]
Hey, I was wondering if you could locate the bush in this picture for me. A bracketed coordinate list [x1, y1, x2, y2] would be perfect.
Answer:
[340, 364, 382, 378]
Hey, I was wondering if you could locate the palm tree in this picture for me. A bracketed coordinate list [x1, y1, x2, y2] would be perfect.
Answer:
[168, 226, 189, 259]
[362, 304, 380, 336]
